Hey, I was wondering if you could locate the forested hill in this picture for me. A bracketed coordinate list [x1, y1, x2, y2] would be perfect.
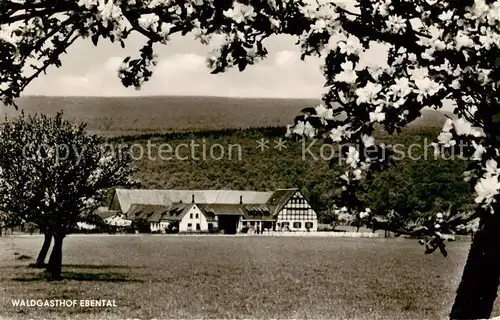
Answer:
[2, 96, 453, 136]
[109, 126, 473, 223]
[3, 95, 466, 221]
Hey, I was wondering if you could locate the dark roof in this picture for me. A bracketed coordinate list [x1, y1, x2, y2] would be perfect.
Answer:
[197, 203, 274, 221]
[266, 189, 298, 215]
[242, 204, 275, 221]
[197, 204, 244, 216]
[159, 203, 192, 222]
[95, 210, 119, 220]
[195, 204, 217, 222]
[126, 204, 170, 222]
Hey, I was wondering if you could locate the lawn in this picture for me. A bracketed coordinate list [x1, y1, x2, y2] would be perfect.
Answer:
[0, 235, 488, 319]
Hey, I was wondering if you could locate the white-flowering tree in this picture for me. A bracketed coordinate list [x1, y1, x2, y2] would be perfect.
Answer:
[332, 205, 356, 228]
[0, 0, 499, 317]
[353, 207, 371, 231]
[0, 113, 135, 279]
[284, 1, 499, 318]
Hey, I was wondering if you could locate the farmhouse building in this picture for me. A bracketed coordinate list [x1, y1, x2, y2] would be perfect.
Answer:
[94, 207, 131, 227]
[109, 188, 318, 234]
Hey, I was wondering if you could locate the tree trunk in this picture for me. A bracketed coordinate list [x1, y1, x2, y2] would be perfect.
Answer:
[34, 230, 52, 268]
[47, 234, 64, 280]
[450, 212, 500, 319]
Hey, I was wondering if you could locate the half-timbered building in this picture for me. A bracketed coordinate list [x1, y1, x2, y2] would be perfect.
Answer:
[109, 188, 317, 234]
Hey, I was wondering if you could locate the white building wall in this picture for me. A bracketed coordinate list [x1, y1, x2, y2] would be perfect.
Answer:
[179, 205, 209, 232]
[276, 192, 318, 232]
[276, 218, 318, 232]
[150, 221, 170, 232]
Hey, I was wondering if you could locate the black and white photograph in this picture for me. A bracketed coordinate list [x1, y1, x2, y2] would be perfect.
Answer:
[0, 0, 499, 319]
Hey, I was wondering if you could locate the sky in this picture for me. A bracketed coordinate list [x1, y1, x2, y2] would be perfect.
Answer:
[23, 32, 329, 98]
[23, 1, 368, 99]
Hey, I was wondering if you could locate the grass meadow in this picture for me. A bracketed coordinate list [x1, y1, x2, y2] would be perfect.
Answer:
[0, 235, 491, 319]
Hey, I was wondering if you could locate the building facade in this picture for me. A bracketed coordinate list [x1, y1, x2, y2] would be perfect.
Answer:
[276, 191, 317, 231]
[108, 188, 318, 234]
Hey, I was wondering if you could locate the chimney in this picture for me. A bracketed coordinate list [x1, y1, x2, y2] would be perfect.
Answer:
[240, 195, 243, 204]
[192, 194, 195, 203]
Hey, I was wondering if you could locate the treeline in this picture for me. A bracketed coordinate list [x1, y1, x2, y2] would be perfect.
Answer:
[107, 126, 287, 143]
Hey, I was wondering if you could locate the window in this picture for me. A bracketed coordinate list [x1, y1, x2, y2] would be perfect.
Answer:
[190, 213, 193, 219]
[293, 222, 302, 229]
[242, 221, 247, 226]
[305, 222, 313, 229]
[195, 213, 199, 219]
[196, 223, 201, 231]
[250, 221, 255, 226]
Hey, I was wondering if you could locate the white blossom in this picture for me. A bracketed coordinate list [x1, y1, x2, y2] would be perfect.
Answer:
[292, 121, 316, 138]
[78, 0, 97, 9]
[338, 35, 363, 56]
[356, 81, 382, 105]
[385, 15, 406, 33]
[223, 2, 257, 24]
[0, 25, 22, 45]
[361, 134, 375, 147]
[442, 118, 453, 132]
[353, 169, 362, 180]
[330, 125, 349, 142]
[138, 13, 160, 31]
[359, 208, 371, 219]
[421, 48, 435, 61]
[335, 61, 357, 83]
[471, 141, 486, 161]
[475, 175, 500, 207]
[315, 104, 334, 120]
[369, 106, 386, 123]
[463, 170, 474, 182]
[437, 132, 455, 147]
[390, 77, 412, 98]
[438, 10, 454, 22]
[346, 146, 360, 168]
[311, 19, 327, 33]
[159, 22, 175, 38]
[455, 31, 475, 50]
[413, 78, 441, 102]
[453, 118, 485, 137]
[97, 0, 123, 28]
[484, 159, 500, 177]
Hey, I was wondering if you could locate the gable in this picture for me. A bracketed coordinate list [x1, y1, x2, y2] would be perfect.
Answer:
[109, 192, 122, 211]
[277, 190, 317, 220]
[282, 191, 315, 210]
[178, 205, 204, 223]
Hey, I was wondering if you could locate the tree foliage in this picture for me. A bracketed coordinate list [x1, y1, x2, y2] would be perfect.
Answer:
[0, 0, 499, 317]
[0, 113, 136, 278]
